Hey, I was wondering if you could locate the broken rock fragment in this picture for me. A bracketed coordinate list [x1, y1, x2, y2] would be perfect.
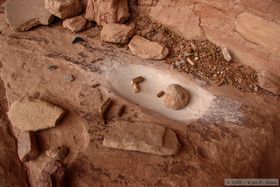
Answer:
[85, 0, 130, 25]
[164, 84, 190, 110]
[44, 0, 82, 19]
[8, 97, 65, 131]
[46, 146, 69, 160]
[38, 160, 66, 187]
[221, 47, 232, 62]
[128, 35, 169, 60]
[5, 0, 53, 31]
[17, 131, 39, 162]
[103, 121, 180, 155]
[101, 23, 135, 44]
[258, 71, 280, 95]
[63, 16, 87, 33]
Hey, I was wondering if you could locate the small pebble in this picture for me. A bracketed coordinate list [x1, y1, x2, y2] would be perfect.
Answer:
[64, 75, 75, 82]
[157, 91, 165, 97]
[72, 36, 85, 44]
[48, 65, 58, 71]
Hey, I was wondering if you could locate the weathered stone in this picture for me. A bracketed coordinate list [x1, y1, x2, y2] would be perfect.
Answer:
[44, 0, 82, 19]
[85, 0, 130, 25]
[8, 97, 65, 131]
[164, 84, 190, 110]
[63, 16, 87, 33]
[103, 121, 180, 155]
[101, 23, 135, 44]
[4, 0, 53, 32]
[17, 131, 39, 162]
[258, 71, 280, 95]
[128, 35, 169, 60]
[46, 146, 69, 160]
[149, 0, 205, 40]
[38, 160, 66, 187]
[221, 47, 232, 62]
[64, 74, 75, 82]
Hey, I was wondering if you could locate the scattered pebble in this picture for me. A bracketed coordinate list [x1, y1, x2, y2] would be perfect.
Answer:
[133, 83, 140, 93]
[221, 47, 232, 62]
[190, 42, 197, 51]
[72, 36, 85, 44]
[187, 57, 195, 66]
[117, 105, 126, 117]
[64, 75, 75, 82]
[175, 60, 185, 67]
[157, 91, 165, 98]
[194, 57, 199, 61]
[131, 76, 145, 85]
[48, 65, 58, 71]
[99, 98, 113, 120]
[92, 83, 100, 88]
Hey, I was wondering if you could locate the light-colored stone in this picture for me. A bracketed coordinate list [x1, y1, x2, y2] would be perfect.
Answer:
[221, 47, 232, 62]
[46, 146, 69, 160]
[4, 0, 53, 32]
[85, 0, 130, 25]
[17, 131, 39, 162]
[8, 97, 65, 131]
[103, 121, 180, 155]
[38, 160, 66, 187]
[44, 0, 82, 19]
[149, 0, 205, 40]
[63, 16, 87, 33]
[235, 12, 280, 55]
[101, 23, 135, 44]
[258, 71, 280, 95]
[164, 84, 190, 110]
[128, 35, 169, 60]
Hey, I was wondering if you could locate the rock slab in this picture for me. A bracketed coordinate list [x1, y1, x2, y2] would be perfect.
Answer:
[38, 160, 66, 187]
[63, 16, 87, 33]
[128, 35, 169, 60]
[44, 0, 82, 19]
[258, 71, 280, 95]
[103, 121, 180, 155]
[5, 0, 53, 31]
[85, 0, 130, 25]
[101, 23, 135, 44]
[164, 84, 190, 110]
[8, 97, 65, 131]
[17, 131, 39, 162]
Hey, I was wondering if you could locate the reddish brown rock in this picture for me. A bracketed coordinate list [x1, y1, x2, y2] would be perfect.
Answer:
[258, 71, 280, 95]
[163, 84, 190, 110]
[44, 0, 82, 19]
[8, 97, 65, 131]
[38, 160, 66, 187]
[101, 23, 135, 44]
[103, 121, 180, 155]
[4, 0, 53, 31]
[85, 0, 130, 25]
[63, 16, 87, 33]
[128, 35, 169, 60]
[46, 146, 69, 160]
[17, 131, 39, 162]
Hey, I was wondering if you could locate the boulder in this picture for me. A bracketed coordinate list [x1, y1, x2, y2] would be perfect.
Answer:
[85, 0, 130, 25]
[44, 0, 82, 19]
[128, 35, 169, 60]
[163, 84, 190, 110]
[38, 160, 66, 187]
[103, 121, 180, 155]
[46, 146, 69, 160]
[4, 0, 53, 32]
[258, 71, 280, 95]
[63, 16, 87, 33]
[101, 23, 135, 44]
[17, 131, 39, 162]
[8, 97, 65, 131]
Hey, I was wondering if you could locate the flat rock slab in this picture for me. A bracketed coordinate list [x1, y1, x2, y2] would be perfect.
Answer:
[128, 35, 169, 60]
[8, 97, 65, 131]
[101, 23, 135, 44]
[17, 131, 39, 162]
[235, 12, 280, 55]
[103, 121, 180, 155]
[5, 0, 53, 32]
[63, 16, 87, 33]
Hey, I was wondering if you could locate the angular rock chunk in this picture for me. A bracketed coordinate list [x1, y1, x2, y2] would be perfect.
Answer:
[258, 71, 280, 95]
[164, 84, 190, 110]
[128, 35, 169, 60]
[85, 0, 130, 25]
[101, 23, 135, 44]
[4, 0, 53, 32]
[44, 0, 82, 19]
[63, 16, 87, 33]
[103, 121, 180, 155]
[221, 47, 232, 62]
[8, 97, 65, 131]
[17, 131, 39, 162]
[46, 146, 69, 160]
[38, 160, 66, 187]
